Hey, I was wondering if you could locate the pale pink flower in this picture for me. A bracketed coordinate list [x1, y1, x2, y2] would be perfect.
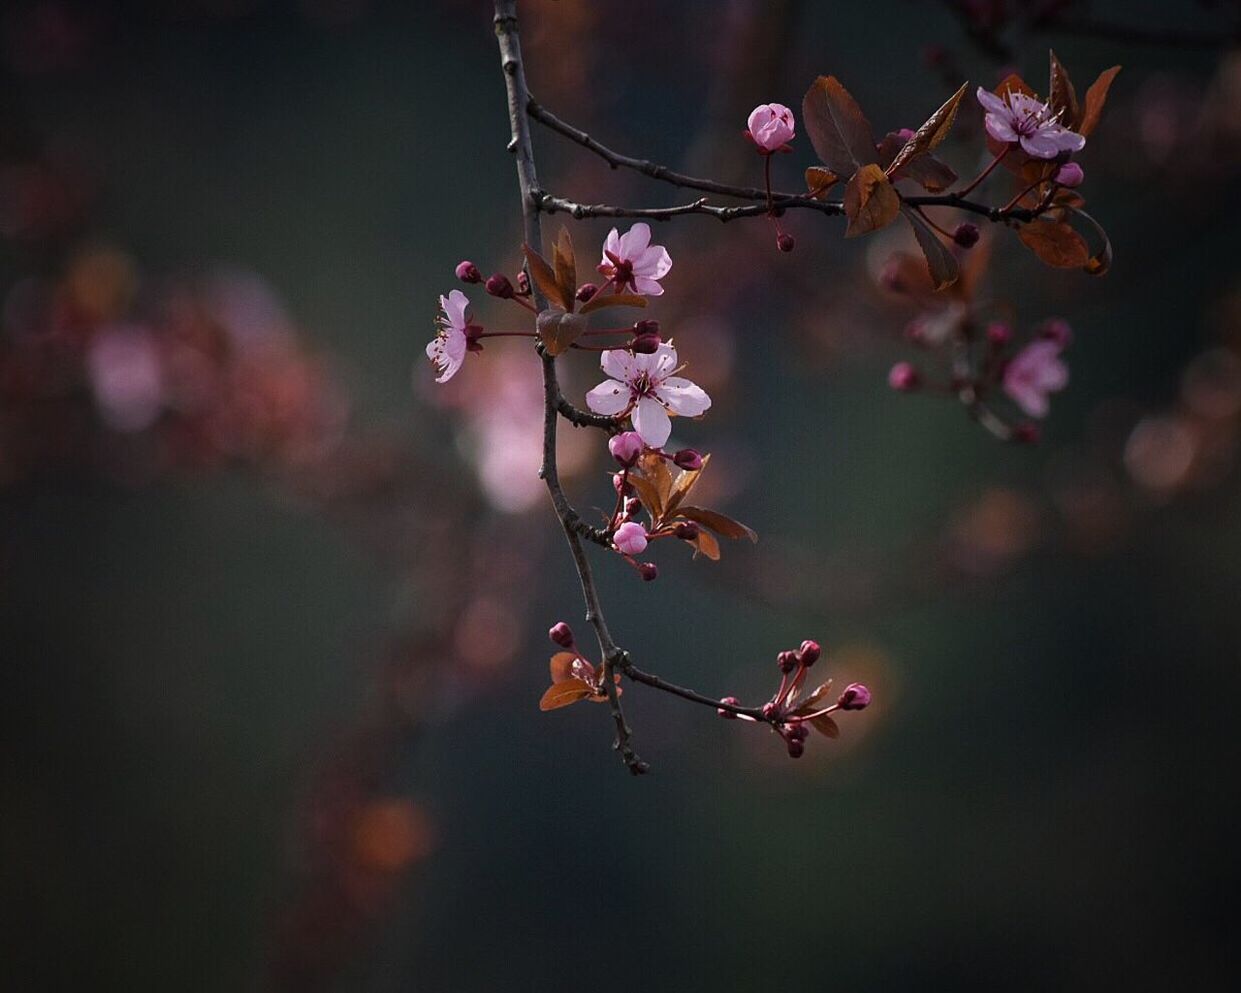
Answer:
[597, 223, 672, 297]
[746, 103, 795, 152]
[585, 342, 711, 449]
[613, 521, 648, 556]
[87, 324, 165, 432]
[976, 86, 1085, 159]
[426, 289, 470, 383]
[1003, 340, 1069, 418]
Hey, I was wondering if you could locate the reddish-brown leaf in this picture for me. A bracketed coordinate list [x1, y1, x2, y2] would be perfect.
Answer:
[1064, 206, 1113, 275]
[635, 451, 673, 520]
[804, 166, 840, 200]
[676, 505, 757, 543]
[536, 307, 587, 356]
[691, 528, 721, 561]
[843, 163, 900, 238]
[802, 76, 877, 177]
[1017, 220, 1090, 269]
[809, 713, 840, 739]
[1078, 65, 1121, 137]
[795, 679, 835, 713]
[552, 227, 576, 310]
[898, 154, 957, 193]
[888, 82, 968, 178]
[524, 243, 568, 311]
[549, 651, 595, 685]
[578, 291, 647, 315]
[1047, 50, 1079, 130]
[626, 472, 663, 522]
[539, 677, 596, 711]
[663, 453, 709, 519]
[901, 205, 960, 291]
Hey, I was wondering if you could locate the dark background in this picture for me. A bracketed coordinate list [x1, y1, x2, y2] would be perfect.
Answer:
[2, 1, 1239, 990]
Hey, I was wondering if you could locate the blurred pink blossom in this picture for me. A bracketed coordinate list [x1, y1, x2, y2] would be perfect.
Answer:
[1003, 340, 1068, 418]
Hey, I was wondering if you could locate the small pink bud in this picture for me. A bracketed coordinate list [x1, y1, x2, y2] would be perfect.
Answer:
[673, 449, 703, 471]
[575, 282, 598, 302]
[798, 640, 821, 666]
[896, 127, 917, 142]
[746, 103, 796, 153]
[787, 738, 805, 758]
[1039, 318, 1073, 347]
[837, 682, 872, 711]
[455, 261, 481, 283]
[631, 333, 662, 354]
[777, 232, 795, 253]
[484, 274, 513, 298]
[986, 321, 1012, 346]
[1012, 422, 1041, 445]
[612, 472, 633, 497]
[516, 271, 530, 295]
[888, 362, 920, 392]
[1054, 162, 1084, 187]
[638, 562, 659, 582]
[952, 222, 980, 248]
[674, 521, 700, 540]
[549, 622, 575, 648]
[761, 701, 778, 720]
[613, 521, 648, 556]
[717, 696, 740, 719]
[777, 650, 798, 674]
[608, 431, 644, 468]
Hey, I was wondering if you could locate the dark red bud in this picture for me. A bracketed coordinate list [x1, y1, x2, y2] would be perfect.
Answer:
[761, 701, 778, 720]
[674, 521, 700, 540]
[888, 362, 920, 392]
[638, 562, 659, 582]
[788, 721, 810, 741]
[777, 650, 798, 674]
[549, 622, 575, 648]
[484, 274, 514, 299]
[787, 738, 805, 758]
[837, 682, 872, 711]
[952, 223, 980, 248]
[717, 696, 740, 719]
[798, 639, 821, 666]
[455, 261, 482, 283]
[575, 282, 598, 302]
[777, 232, 795, 253]
[986, 321, 1012, 346]
[516, 271, 530, 295]
[1012, 422, 1041, 445]
[673, 449, 703, 471]
[631, 333, 661, 354]
[633, 319, 661, 336]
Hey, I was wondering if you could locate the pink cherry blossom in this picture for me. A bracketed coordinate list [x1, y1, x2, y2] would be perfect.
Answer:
[597, 223, 672, 297]
[746, 102, 795, 152]
[612, 521, 648, 556]
[584, 342, 711, 449]
[426, 289, 470, 383]
[975, 86, 1085, 159]
[1003, 340, 1069, 418]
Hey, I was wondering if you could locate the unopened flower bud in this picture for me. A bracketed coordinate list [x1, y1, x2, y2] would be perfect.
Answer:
[516, 271, 530, 295]
[761, 701, 778, 720]
[613, 521, 648, 556]
[798, 639, 821, 666]
[674, 521, 700, 540]
[673, 448, 703, 471]
[575, 282, 598, 303]
[888, 361, 920, 392]
[638, 561, 659, 582]
[484, 274, 514, 298]
[549, 622, 575, 648]
[612, 472, 633, 497]
[837, 682, 872, 711]
[717, 696, 740, 719]
[631, 333, 662, 354]
[986, 321, 1012, 346]
[608, 430, 644, 468]
[455, 260, 481, 283]
[746, 103, 796, 153]
[633, 319, 661, 337]
[777, 232, 795, 253]
[896, 127, 917, 142]
[1039, 318, 1072, 347]
[1012, 422, 1041, 445]
[788, 721, 810, 741]
[787, 738, 805, 758]
[777, 650, 798, 674]
[1054, 162, 1084, 187]
[952, 222, 980, 248]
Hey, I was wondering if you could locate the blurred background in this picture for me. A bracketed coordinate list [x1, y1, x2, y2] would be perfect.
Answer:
[3, 0, 1240, 990]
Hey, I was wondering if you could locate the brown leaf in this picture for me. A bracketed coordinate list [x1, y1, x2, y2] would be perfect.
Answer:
[897, 154, 957, 193]
[843, 164, 900, 238]
[1064, 206, 1113, 275]
[1078, 65, 1121, 137]
[539, 677, 596, 711]
[677, 505, 757, 543]
[795, 679, 835, 712]
[888, 82, 968, 178]
[549, 651, 595, 684]
[634, 451, 673, 520]
[804, 166, 840, 200]
[536, 308, 587, 356]
[802, 76, 877, 177]
[578, 291, 647, 316]
[523, 244, 568, 311]
[626, 472, 663, 522]
[809, 713, 841, 739]
[552, 227, 576, 310]
[1017, 220, 1090, 269]
[691, 528, 721, 561]
[901, 205, 960, 291]
[663, 453, 709, 519]
[1047, 50, 1079, 130]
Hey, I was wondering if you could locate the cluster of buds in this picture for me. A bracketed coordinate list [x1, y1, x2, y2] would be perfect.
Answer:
[718, 639, 871, 758]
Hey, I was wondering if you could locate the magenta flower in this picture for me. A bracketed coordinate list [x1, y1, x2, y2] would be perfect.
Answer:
[597, 223, 672, 297]
[975, 86, 1085, 159]
[613, 521, 649, 556]
[1003, 340, 1069, 418]
[584, 343, 711, 449]
[746, 102, 795, 152]
[426, 289, 471, 383]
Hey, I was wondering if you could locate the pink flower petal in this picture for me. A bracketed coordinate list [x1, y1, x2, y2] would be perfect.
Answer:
[985, 115, 1019, 144]
[585, 379, 633, 415]
[1019, 131, 1062, 159]
[600, 348, 636, 383]
[975, 86, 1010, 116]
[632, 275, 665, 296]
[633, 245, 672, 279]
[632, 395, 671, 448]
[655, 376, 711, 416]
[618, 222, 652, 259]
